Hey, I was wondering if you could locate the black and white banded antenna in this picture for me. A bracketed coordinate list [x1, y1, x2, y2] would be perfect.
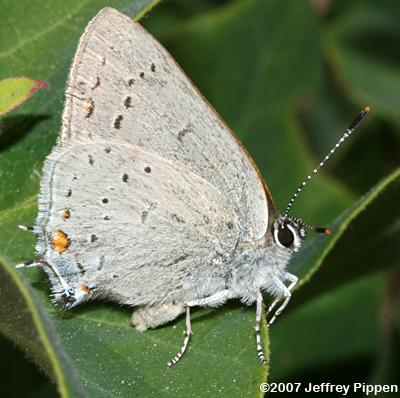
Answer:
[284, 106, 370, 234]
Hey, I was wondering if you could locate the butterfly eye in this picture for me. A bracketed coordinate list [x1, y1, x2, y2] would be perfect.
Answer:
[276, 226, 294, 248]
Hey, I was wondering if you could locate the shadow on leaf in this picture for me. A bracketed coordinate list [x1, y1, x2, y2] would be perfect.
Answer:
[0, 114, 51, 152]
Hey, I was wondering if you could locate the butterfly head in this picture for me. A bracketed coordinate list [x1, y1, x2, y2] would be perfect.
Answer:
[272, 214, 331, 252]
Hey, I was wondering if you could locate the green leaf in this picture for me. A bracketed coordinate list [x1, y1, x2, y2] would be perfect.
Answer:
[325, 1, 400, 127]
[371, 270, 400, 387]
[0, 77, 48, 117]
[290, 167, 400, 290]
[0, 332, 57, 397]
[0, 255, 88, 397]
[298, 79, 391, 196]
[269, 272, 384, 381]
[1, 0, 399, 396]
[268, 167, 400, 381]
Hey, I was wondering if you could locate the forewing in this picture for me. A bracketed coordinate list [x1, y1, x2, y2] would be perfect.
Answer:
[61, 7, 273, 241]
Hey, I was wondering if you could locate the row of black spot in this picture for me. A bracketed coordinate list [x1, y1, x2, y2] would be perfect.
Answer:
[114, 63, 157, 129]
[86, 148, 152, 176]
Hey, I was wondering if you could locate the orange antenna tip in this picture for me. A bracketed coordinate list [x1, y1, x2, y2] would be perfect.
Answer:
[315, 227, 332, 235]
[364, 106, 370, 113]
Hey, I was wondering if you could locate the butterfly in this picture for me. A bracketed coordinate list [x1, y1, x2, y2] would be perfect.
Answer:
[18, 8, 369, 367]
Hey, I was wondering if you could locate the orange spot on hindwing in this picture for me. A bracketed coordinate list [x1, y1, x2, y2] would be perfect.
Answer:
[81, 282, 93, 293]
[52, 229, 70, 253]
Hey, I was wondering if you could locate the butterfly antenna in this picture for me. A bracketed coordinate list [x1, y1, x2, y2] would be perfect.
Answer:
[283, 106, 370, 222]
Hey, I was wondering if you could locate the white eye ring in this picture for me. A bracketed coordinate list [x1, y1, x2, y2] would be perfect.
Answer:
[274, 227, 291, 249]
[287, 223, 302, 251]
[273, 223, 302, 251]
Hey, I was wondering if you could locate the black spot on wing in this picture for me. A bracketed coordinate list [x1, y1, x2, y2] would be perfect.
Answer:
[177, 125, 193, 142]
[97, 256, 105, 271]
[90, 234, 98, 243]
[141, 210, 148, 223]
[124, 96, 132, 109]
[77, 262, 86, 275]
[92, 76, 100, 90]
[172, 214, 185, 224]
[114, 115, 123, 129]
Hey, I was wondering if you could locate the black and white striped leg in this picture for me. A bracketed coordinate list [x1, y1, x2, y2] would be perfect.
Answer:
[167, 290, 230, 366]
[255, 294, 267, 366]
[15, 259, 41, 269]
[267, 273, 298, 325]
[18, 224, 34, 232]
[167, 305, 192, 367]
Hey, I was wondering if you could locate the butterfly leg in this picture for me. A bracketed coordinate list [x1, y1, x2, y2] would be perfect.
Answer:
[267, 272, 298, 325]
[167, 289, 231, 367]
[18, 224, 34, 232]
[15, 225, 42, 268]
[187, 289, 230, 308]
[15, 225, 39, 268]
[167, 305, 192, 367]
[15, 259, 41, 269]
[255, 292, 268, 365]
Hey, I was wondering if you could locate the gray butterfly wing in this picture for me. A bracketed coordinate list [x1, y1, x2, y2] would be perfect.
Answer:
[36, 140, 239, 306]
[61, 7, 274, 238]
[35, 8, 275, 308]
